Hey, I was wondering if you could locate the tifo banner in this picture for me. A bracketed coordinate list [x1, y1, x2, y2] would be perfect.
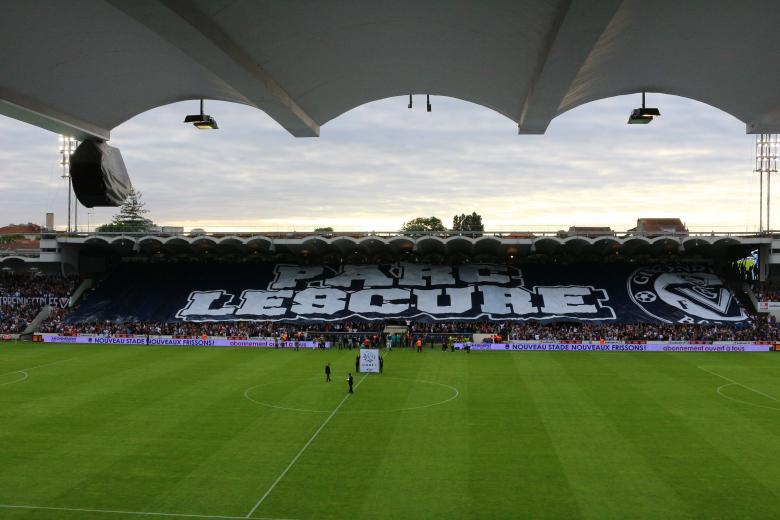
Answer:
[0, 295, 69, 308]
[454, 342, 773, 352]
[39, 334, 330, 348]
[66, 263, 750, 325]
[359, 348, 380, 373]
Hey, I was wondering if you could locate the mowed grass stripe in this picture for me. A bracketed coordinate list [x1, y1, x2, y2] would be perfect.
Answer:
[48, 349, 310, 516]
[528, 353, 691, 519]
[0, 502, 296, 519]
[466, 352, 582, 520]
[246, 351, 401, 519]
[0, 346, 318, 516]
[352, 351, 471, 520]
[606, 353, 780, 492]
[249, 350, 464, 519]
[0, 343, 83, 376]
[566, 353, 780, 518]
[0, 346, 241, 506]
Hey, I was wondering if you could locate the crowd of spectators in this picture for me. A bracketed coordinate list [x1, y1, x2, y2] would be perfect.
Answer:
[0, 272, 78, 334]
[751, 282, 780, 302]
[46, 320, 381, 337]
[0, 272, 78, 299]
[0, 303, 41, 334]
[37, 306, 71, 334]
[41, 316, 780, 342]
[504, 318, 779, 341]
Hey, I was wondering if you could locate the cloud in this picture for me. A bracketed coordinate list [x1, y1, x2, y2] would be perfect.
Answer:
[0, 93, 759, 232]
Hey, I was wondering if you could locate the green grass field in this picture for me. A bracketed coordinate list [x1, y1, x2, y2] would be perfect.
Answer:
[2, 342, 780, 519]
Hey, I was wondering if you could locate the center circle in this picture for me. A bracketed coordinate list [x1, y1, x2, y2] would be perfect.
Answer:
[244, 376, 459, 413]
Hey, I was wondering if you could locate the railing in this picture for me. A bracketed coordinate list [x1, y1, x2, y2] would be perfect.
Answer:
[0, 248, 41, 258]
[45, 229, 779, 240]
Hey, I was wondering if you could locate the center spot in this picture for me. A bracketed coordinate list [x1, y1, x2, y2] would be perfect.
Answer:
[245, 376, 458, 413]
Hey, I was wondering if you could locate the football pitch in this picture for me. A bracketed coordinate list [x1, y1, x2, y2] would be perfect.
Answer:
[2, 343, 780, 519]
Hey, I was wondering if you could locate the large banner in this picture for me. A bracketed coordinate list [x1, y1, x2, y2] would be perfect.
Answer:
[39, 334, 330, 348]
[454, 342, 773, 352]
[0, 295, 69, 308]
[67, 263, 750, 325]
[36, 335, 771, 352]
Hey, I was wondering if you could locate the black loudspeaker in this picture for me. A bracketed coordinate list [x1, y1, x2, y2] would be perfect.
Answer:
[70, 140, 133, 207]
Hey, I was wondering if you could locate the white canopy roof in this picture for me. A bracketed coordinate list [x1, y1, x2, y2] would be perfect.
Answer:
[1, 0, 779, 141]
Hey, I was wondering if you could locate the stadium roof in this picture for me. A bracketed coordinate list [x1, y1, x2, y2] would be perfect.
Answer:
[2, 0, 779, 141]
[50, 231, 763, 264]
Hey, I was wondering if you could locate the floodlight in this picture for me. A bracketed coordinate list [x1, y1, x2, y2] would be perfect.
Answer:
[628, 92, 660, 124]
[193, 115, 218, 129]
[184, 99, 218, 129]
[628, 109, 653, 124]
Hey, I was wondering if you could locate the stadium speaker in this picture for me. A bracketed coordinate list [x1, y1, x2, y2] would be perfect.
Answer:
[69, 139, 133, 207]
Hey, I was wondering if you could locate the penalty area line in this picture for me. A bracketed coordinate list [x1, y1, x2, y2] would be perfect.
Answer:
[0, 503, 296, 520]
[244, 369, 375, 517]
[0, 357, 76, 379]
[698, 365, 780, 405]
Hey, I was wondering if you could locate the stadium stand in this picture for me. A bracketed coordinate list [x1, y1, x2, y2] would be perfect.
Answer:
[25, 260, 779, 342]
[0, 272, 77, 333]
[751, 282, 780, 302]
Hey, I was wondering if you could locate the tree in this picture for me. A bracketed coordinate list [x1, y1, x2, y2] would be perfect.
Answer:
[0, 234, 24, 243]
[314, 227, 334, 233]
[401, 216, 446, 233]
[97, 188, 153, 232]
[452, 212, 484, 234]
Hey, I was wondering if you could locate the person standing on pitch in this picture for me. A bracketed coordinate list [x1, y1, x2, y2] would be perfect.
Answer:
[355, 354, 360, 373]
[379, 355, 384, 374]
[325, 363, 331, 382]
[347, 373, 354, 393]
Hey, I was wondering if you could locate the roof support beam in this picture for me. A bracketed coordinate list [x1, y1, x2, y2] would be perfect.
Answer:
[747, 120, 780, 134]
[107, 0, 319, 137]
[517, 0, 622, 135]
[0, 88, 110, 141]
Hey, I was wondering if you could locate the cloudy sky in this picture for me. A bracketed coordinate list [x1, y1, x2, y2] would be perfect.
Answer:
[0, 93, 763, 233]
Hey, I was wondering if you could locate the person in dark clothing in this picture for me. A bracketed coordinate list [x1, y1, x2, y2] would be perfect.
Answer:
[347, 373, 354, 393]
[325, 363, 331, 382]
[379, 355, 384, 374]
[355, 355, 360, 373]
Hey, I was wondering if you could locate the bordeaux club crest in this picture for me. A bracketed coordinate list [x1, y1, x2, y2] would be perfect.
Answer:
[628, 266, 747, 324]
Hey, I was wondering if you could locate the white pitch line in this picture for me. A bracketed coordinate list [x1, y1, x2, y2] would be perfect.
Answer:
[244, 370, 372, 518]
[715, 382, 780, 411]
[0, 357, 76, 379]
[0, 371, 28, 387]
[0, 503, 296, 520]
[698, 365, 780, 405]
